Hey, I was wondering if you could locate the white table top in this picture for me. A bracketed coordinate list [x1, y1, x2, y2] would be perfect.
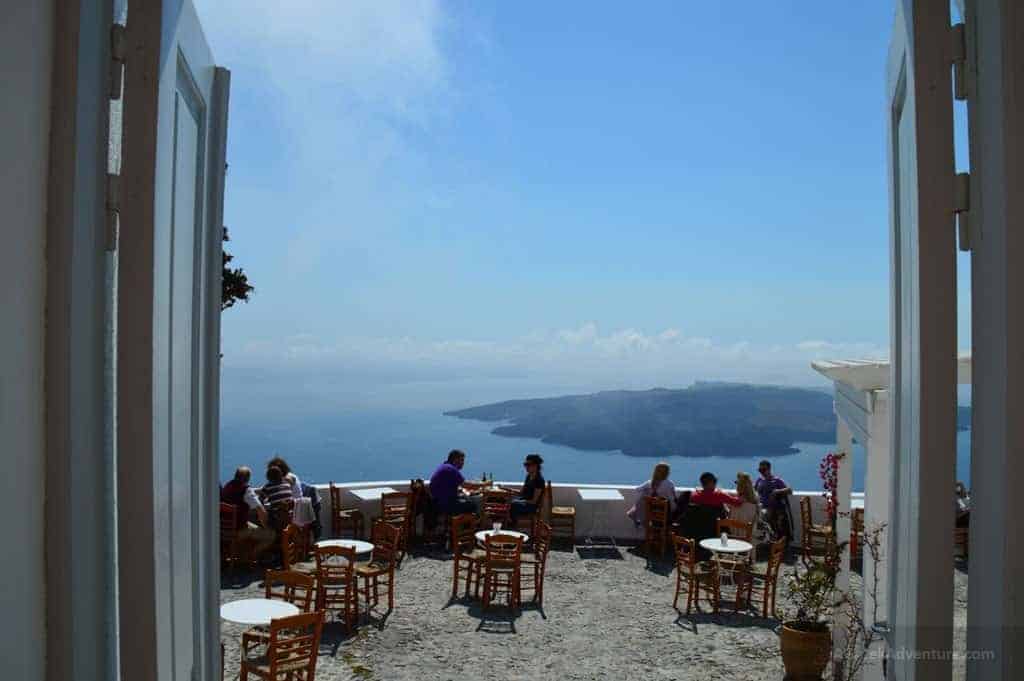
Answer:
[349, 486, 397, 501]
[315, 539, 375, 554]
[577, 488, 624, 501]
[220, 598, 299, 626]
[851, 498, 865, 510]
[699, 537, 754, 554]
[475, 530, 529, 545]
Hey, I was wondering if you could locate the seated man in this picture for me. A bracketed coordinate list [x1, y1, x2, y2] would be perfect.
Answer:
[220, 466, 276, 558]
[690, 471, 744, 510]
[429, 449, 479, 516]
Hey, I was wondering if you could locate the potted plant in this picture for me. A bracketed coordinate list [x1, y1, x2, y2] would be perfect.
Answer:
[780, 552, 838, 680]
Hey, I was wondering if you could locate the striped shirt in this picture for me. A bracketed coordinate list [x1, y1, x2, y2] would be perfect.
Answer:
[262, 481, 294, 507]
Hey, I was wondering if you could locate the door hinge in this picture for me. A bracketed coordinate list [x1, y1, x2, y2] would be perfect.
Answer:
[109, 24, 126, 99]
[951, 23, 968, 101]
[955, 172, 971, 251]
[105, 173, 120, 252]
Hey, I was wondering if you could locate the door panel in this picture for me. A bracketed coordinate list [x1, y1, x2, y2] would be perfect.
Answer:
[119, 1, 226, 679]
[885, 2, 958, 680]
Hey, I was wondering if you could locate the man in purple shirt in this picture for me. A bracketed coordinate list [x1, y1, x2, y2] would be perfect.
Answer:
[429, 449, 479, 515]
[755, 459, 792, 538]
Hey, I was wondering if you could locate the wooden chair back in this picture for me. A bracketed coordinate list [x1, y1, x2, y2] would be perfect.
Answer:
[766, 537, 786, 579]
[265, 611, 324, 678]
[645, 496, 670, 526]
[482, 488, 513, 524]
[533, 520, 552, 567]
[369, 519, 401, 568]
[381, 491, 412, 519]
[264, 569, 316, 612]
[450, 513, 478, 556]
[484, 533, 523, 566]
[329, 481, 342, 510]
[220, 503, 240, 558]
[799, 496, 814, 530]
[716, 517, 753, 542]
[314, 545, 356, 583]
[672, 535, 698, 573]
[280, 523, 309, 570]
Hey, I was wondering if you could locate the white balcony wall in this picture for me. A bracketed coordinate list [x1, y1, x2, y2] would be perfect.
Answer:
[313, 481, 846, 545]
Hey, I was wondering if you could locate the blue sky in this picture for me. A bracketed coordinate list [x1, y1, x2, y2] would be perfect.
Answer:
[195, 1, 971, 407]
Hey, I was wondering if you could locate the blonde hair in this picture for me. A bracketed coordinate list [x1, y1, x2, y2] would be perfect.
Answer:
[736, 472, 757, 505]
[651, 462, 670, 490]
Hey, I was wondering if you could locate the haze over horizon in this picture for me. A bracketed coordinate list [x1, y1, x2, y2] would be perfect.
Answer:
[196, 1, 971, 414]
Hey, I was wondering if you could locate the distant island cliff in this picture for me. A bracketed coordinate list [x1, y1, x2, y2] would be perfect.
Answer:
[445, 382, 839, 458]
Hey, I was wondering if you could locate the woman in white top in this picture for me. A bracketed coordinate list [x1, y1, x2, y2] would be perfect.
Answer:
[731, 471, 770, 542]
[627, 462, 677, 527]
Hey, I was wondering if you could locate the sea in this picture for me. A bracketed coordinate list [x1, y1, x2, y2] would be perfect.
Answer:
[220, 406, 973, 493]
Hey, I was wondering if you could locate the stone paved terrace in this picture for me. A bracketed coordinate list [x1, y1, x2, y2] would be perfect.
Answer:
[219, 540, 970, 681]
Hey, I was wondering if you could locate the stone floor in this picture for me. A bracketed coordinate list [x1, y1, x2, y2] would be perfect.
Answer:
[219, 542, 969, 681]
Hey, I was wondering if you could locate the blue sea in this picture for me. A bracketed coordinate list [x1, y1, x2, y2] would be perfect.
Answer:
[220, 407, 973, 492]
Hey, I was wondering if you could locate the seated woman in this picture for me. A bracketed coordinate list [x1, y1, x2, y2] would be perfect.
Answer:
[730, 472, 771, 543]
[955, 481, 971, 527]
[268, 455, 303, 499]
[509, 454, 546, 523]
[627, 461, 677, 528]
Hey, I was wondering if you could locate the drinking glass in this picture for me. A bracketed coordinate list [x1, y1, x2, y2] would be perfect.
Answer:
[493, 522, 502, 533]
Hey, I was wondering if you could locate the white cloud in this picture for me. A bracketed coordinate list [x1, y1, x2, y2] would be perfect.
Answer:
[226, 323, 888, 389]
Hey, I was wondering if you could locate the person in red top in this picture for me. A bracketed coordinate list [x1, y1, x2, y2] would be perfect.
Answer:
[690, 472, 743, 508]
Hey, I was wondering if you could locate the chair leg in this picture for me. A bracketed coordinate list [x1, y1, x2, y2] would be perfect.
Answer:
[451, 558, 460, 599]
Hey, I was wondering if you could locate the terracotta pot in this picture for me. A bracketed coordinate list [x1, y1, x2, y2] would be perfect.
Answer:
[780, 620, 831, 680]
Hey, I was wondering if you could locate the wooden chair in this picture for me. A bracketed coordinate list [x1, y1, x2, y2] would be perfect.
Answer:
[241, 569, 317, 650]
[799, 497, 836, 563]
[450, 513, 485, 599]
[265, 569, 316, 612]
[356, 521, 400, 617]
[672, 535, 720, 615]
[329, 482, 365, 539]
[850, 508, 865, 560]
[314, 545, 358, 632]
[240, 611, 324, 681]
[954, 526, 970, 559]
[481, 533, 523, 610]
[521, 520, 552, 606]
[547, 481, 576, 544]
[280, 523, 315, 574]
[736, 537, 786, 618]
[643, 496, 671, 557]
[220, 503, 243, 568]
[480, 488, 513, 529]
[380, 491, 413, 562]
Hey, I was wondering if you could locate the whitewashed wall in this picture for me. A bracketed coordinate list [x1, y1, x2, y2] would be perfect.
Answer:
[313, 481, 846, 545]
[0, 3, 52, 680]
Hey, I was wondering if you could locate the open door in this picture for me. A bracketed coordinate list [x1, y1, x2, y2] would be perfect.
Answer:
[885, 1, 958, 679]
[118, 1, 228, 679]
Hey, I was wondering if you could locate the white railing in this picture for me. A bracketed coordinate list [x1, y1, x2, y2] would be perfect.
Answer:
[312, 480, 863, 545]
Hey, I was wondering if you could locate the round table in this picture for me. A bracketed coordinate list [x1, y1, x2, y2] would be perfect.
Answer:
[475, 530, 529, 547]
[220, 598, 299, 626]
[699, 537, 754, 555]
[315, 539, 374, 556]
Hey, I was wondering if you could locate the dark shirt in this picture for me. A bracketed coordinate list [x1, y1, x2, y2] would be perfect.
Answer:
[755, 475, 789, 509]
[429, 462, 465, 511]
[221, 479, 250, 529]
[519, 473, 546, 504]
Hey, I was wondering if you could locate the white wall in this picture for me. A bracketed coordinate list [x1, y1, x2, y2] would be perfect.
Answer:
[0, 2, 52, 680]
[314, 480, 840, 545]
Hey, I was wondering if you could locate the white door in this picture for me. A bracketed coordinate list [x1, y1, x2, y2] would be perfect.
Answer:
[118, 1, 228, 680]
[885, 1, 958, 680]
